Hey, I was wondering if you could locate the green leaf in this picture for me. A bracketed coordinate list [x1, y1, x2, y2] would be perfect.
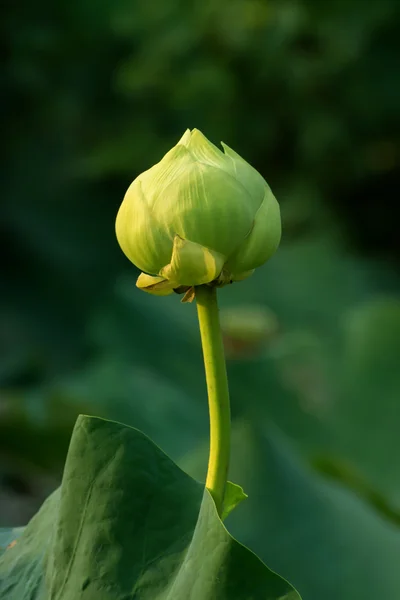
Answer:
[227, 423, 400, 600]
[222, 481, 248, 521]
[0, 415, 299, 600]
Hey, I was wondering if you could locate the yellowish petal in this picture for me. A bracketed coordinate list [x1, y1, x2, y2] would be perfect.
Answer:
[115, 180, 172, 274]
[136, 273, 174, 296]
[160, 235, 225, 287]
[177, 128, 192, 145]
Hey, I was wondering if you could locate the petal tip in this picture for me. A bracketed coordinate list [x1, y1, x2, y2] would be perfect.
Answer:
[177, 129, 192, 146]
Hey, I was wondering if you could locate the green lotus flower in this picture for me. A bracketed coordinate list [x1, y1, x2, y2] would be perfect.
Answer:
[116, 128, 281, 296]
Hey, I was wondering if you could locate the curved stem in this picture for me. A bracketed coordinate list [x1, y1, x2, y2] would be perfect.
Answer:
[195, 284, 230, 515]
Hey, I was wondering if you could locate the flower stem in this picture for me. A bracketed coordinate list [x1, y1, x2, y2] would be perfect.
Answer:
[195, 284, 230, 516]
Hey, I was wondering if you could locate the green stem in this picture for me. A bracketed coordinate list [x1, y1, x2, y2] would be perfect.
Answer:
[195, 284, 231, 516]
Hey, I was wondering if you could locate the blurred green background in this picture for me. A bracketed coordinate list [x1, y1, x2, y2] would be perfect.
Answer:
[2, 0, 400, 598]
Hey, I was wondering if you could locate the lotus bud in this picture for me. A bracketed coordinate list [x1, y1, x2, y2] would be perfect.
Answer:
[116, 128, 281, 295]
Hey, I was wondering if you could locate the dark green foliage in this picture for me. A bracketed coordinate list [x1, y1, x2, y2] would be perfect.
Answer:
[0, 416, 298, 599]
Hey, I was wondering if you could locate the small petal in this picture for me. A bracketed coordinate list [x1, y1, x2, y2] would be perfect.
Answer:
[116, 180, 172, 274]
[226, 187, 281, 273]
[160, 235, 225, 286]
[136, 273, 175, 296]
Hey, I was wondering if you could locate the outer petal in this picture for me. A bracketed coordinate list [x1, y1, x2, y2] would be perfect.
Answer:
[159, 235, 225, 286]
[221, 142, 265, 212]
[152, 161, 254, 257]
[138, 144, 195, 208]
[226, 186, 281, 274]
[136, 273, 175, 296]
[115, 179, 172, 274]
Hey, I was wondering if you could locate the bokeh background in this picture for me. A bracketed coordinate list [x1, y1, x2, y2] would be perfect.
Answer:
[2, 1, 400, 598]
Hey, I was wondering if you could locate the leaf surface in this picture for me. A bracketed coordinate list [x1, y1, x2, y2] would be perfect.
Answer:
[0, 416, 299, 600]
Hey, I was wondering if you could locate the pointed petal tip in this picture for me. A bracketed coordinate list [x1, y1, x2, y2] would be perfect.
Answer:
[177, 129, 192, 146]
[178, 128, 209, 149]
[182, 129, 226, 166]
[188, 128, 205, 141]
[221, 141, 235, 156]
